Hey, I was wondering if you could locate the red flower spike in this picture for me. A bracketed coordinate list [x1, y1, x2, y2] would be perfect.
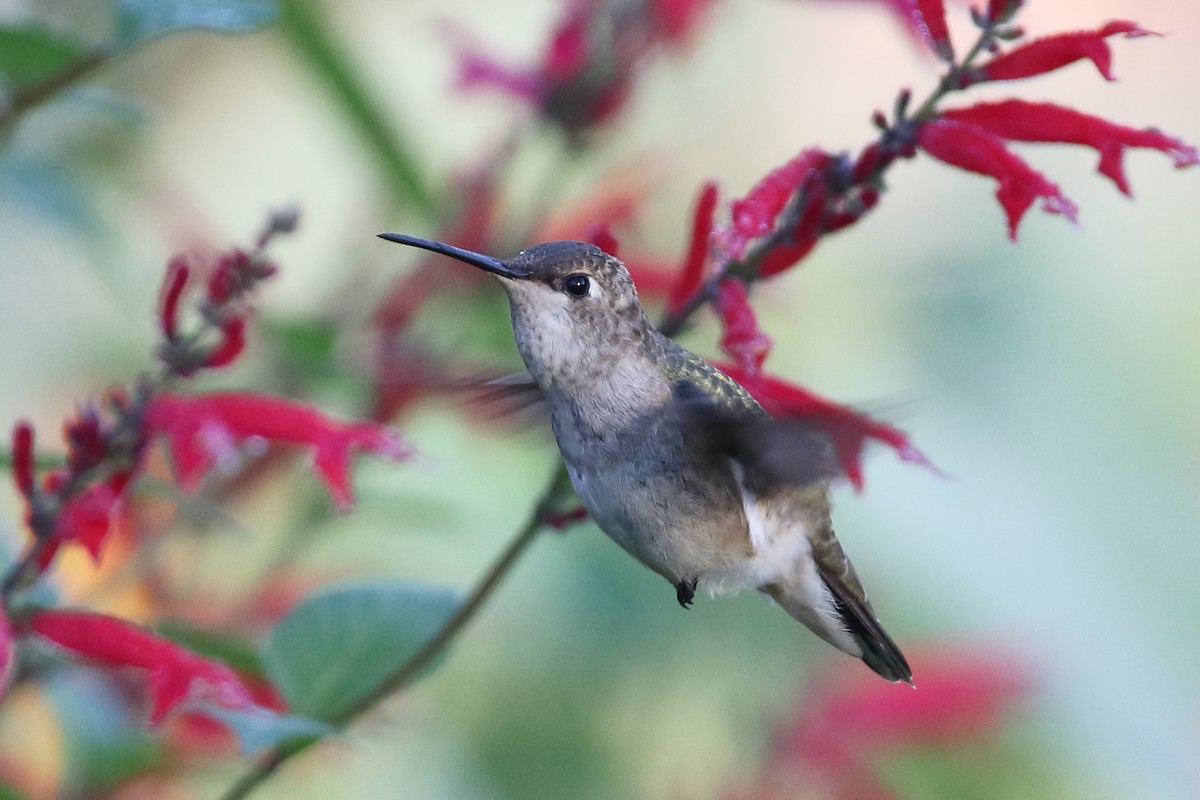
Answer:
[28, 610, 258, 725]
[917, 118, 1078, 240]
[974, 21, 1157, 84]
[667, 181, 718, 315]
[717, 365, 938, 490]
[940, 100, 1199, 196]
[585, 222, 620, 257]
[158, 256, 190, 341]
[715, 279, 773, 375]
[144, 392, 413, 511]
[203, 316, 248, 369]
[11, 421, 35, 499]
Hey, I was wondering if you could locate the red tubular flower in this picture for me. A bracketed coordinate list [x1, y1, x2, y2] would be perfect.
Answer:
[917, 118, 1078, 239]
[585, 222, 621, 257]
[715, 279, 772, 375]
[144, 392, 413, 510]
[667, 180, 718, 315]
[10, 421, 34, 499]
[451, 0, 709, 135]
[729, 150, 832, 252]
[203, 316, 248, 369]
[909, 0, 953, 61]
[717, 365, 936, 491]
[53, 471, 133, 563]
[28, 609, 259, 724]
[972, 21, 1156, 84]
[940, 100, 1199, 196]
[158, 256, 190, 341]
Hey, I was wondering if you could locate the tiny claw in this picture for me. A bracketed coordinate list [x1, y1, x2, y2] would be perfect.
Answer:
[675, 578, 698, 609]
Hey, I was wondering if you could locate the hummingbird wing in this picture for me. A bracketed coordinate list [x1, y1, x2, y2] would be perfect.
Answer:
[670, 379, 842, 489]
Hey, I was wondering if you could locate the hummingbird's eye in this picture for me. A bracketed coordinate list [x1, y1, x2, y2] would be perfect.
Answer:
[563, 273, 591, 297]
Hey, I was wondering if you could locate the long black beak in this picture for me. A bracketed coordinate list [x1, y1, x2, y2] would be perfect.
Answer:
[377, 233, 531, 279]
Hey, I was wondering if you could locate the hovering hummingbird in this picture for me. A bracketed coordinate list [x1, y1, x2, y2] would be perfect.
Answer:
[379, 233, 911, 683]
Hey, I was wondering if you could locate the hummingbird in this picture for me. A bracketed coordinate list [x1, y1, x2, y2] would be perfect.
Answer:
[379, 233, 912, 683]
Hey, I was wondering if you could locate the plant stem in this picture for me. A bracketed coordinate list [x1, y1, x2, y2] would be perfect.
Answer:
[218, 463, 571, 800]
[0, 50, 107, 131]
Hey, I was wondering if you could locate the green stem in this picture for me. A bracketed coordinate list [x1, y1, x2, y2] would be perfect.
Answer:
[218, 464, 571, 800]
[0, 49, 107, 131]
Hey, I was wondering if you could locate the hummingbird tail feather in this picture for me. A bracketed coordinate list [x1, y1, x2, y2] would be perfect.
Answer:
[764, 576, 913, 684]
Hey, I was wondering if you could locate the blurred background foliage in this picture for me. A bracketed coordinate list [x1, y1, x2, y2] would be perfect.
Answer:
[0, 0, 1198, 799]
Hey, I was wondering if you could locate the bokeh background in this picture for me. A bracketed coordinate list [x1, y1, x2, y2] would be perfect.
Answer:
[1, 0, 1198, 798]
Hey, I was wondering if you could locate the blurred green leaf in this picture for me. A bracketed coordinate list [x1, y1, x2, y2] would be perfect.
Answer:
[260, 317, 341, 381]
[44, 670, 166, 793]
[115, 0, 279, 48]
[263, 580, 460, 721]
[277, 0, 436, 216]
[0, 27, 84, 86]
[0, 783, 30, 800]
[194, 703, 329, 754]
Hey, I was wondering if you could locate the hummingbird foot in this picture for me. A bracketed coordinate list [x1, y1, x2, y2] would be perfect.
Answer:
[675, 578, 698, 609]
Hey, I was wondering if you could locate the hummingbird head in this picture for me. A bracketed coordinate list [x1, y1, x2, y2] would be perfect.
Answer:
[379, 234, 653, 392]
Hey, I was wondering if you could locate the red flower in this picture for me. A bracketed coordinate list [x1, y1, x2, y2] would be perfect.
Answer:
[158, 256, 190, 341]
[648, 0, 711, 47]
[667, 180, 718, 315]
[717, 365, 936, 491]
[940, 100, 1199, 196]
[203, 316, 248, 369]
[144, 392, 413, 510]
[971, 20, 1156, 84]
[906, 0, 953, 61]
[822, 0, 951, 59]
[585, 221, 621, 257]
[917, 118, 1078, 239]
[451, 0, 711, 134]
[51, 470, 133, 563]
[715, 279, 772, 375]
[28, 609, 260, 725]
[763, 646, 1028, 799]
[10, 421, 34, 500]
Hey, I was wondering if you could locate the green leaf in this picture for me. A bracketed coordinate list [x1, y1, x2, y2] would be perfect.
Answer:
[263, 581, 460, 721]
[115, 0, 279, 48]
[0, 27, 84, 86]
[277, 0, 436, 216]
[193, 703, 329, 754]
[0, 783, 30, 800]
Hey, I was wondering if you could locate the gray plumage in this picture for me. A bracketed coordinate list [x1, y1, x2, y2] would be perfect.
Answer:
[380, 234, 911, 683]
